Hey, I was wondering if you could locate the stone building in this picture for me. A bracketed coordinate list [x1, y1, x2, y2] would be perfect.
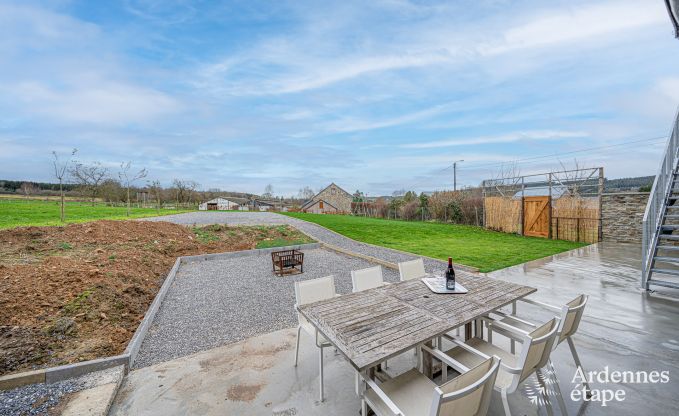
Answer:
[301, 183, 353, 214]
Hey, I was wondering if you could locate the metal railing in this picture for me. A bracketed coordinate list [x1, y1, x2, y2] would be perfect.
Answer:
[642, 106, 679, 289]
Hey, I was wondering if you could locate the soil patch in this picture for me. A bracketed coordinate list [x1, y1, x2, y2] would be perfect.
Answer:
[0, 220, 312, 376]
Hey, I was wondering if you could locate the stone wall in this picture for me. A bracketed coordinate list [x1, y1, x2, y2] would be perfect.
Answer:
[601, 192, 649, 243]
[313, 183, 352, 212]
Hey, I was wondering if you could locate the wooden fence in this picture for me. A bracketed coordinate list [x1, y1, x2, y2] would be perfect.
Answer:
[484, 195, 600, 243]
[551, 196, 600, 243]
[484, 197, 521, 234]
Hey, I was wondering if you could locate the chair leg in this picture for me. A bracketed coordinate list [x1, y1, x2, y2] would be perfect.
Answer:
[501, 389, 511, 416]
[319, 346, 325, 402]
[294, 325, 302, 367]
[442, 362, 448, 383]
[548, 360, 569, 416]
[536, 369, 554, 416]
[510, 339, 515, 354]
[567, 337, 592, 397]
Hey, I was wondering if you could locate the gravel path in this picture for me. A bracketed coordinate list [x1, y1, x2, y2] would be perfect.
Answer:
[144, 211, 448, 271]
[133, 248, 402, 369]
[0, 366, 123, 416]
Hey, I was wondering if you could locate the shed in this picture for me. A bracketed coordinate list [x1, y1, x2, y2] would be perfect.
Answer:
[198, 197, 249, 211]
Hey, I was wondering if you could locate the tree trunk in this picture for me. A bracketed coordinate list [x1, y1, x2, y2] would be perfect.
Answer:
[126, 186, 131, 216]
[59, 181, 65, 222]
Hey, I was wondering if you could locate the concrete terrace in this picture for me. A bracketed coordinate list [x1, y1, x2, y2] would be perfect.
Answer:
[110, 212, 679, 415]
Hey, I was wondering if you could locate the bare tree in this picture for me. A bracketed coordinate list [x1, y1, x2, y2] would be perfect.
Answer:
[172, 179, 189, 207]
[19, 182, 38, 198]
[52, 149, 77, 222]
[70, 162, 108, 206]
[297, 186, 315, 200]
[118, 162, 147, 216]
[148, 180, 163, 214]
[263, 184, 274, 199]
[185, 181, 200, 204]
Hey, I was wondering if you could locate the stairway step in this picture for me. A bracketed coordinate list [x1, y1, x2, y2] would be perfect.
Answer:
[666, 205, 679, 209]
[653, 256, 679, 264]
[656, 245, 679, 251]
[659, 235, 679, 240]
[661, 225, 679, 230]
[650, 268, 679, 277]
[664, 215, 679, 219]
[647, 279, 679, 289]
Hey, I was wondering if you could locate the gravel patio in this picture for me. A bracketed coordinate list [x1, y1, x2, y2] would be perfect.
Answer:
[133, 247, 409, 369]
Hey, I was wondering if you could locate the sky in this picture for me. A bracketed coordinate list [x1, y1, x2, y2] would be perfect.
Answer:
[0, 0, 678, 197]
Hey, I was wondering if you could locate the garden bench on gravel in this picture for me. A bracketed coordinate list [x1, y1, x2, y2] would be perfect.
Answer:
[271, 249, 304, 276]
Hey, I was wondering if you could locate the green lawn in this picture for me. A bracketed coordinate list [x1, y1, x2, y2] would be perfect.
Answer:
[0, 199, 191, 229]
[282, 213, 587, 272]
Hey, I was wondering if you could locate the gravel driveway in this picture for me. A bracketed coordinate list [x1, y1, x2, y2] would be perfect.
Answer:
[144, 211, 448, 270]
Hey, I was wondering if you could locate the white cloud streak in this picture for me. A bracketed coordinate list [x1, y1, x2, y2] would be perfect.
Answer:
[400, 130, 589, 149]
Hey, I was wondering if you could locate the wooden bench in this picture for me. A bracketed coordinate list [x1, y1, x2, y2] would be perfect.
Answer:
[271, 249, 304, 276]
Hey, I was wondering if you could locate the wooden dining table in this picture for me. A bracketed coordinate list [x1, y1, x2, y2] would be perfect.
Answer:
[296, 271, 536, 379]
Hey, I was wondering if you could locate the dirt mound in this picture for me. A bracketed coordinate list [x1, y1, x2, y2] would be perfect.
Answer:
[0, 220, 310, 375]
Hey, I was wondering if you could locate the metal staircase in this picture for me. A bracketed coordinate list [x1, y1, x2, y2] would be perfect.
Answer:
[642, 107, 679, 290]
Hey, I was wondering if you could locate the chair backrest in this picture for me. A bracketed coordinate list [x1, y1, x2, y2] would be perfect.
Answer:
[294, 276, 336, 325]
[398, 258, 426, 281]
[556, 294, 588, 344]
[513, 318, 559, 389]
[351, 266, 384, 292]
[431, 356, 500, 416]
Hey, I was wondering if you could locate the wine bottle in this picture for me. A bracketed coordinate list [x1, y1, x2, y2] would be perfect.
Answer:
[445, 257, 455, 290]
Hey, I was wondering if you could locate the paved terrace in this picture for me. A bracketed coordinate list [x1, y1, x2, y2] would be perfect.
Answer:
[113, 212, 679, 415]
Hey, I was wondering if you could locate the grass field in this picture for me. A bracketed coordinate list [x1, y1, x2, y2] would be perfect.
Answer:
[282, 213, 587, 272]
[0, 199, 191, 229]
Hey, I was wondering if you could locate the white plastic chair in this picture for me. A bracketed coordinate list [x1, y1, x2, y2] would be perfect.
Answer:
[489, 294, 591, 394]
[293, 275, 337, 402]
[398, 258, 426, 281]
[442, 318, 559, 416]
[361, 353, 501, 416]
[351, 266, 389, 292]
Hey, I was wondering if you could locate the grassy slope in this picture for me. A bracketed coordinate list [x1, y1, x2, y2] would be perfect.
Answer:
[282, 213, 586, 272]
[0, 199, 191, 229]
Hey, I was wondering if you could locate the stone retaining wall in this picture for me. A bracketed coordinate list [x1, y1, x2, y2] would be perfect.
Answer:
[601, 192, 649, 243]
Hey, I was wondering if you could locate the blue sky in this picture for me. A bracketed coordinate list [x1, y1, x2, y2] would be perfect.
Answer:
[1, 0, 678, 196]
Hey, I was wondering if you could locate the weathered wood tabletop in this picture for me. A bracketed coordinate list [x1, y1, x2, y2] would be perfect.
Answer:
[297, 272, 536, 372]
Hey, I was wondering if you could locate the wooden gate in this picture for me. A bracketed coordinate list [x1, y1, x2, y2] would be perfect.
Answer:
[523, 196, 550, 238]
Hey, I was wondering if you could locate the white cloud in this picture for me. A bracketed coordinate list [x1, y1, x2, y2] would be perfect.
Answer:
[194, 1, 667, 97]
[9, 81, 181, 125]
[480, 1, 668, 56]
[400, 130, 589, 149]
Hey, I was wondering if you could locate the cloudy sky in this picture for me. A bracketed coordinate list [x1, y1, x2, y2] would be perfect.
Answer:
[1, 0, 678, 196]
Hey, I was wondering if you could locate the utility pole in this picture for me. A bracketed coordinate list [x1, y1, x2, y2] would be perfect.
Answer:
[453, 160, 464, 191]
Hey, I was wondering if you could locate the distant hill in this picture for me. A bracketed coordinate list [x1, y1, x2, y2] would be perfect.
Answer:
[604, 176, 654, 192]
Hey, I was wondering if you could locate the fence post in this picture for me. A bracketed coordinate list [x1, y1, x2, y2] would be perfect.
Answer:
[556, 217, 559, 240]
[577, 218, 580, 242]
[598, 167, 604, 242]
[481, 180, 486, 228]
[548, 173, 553, 239]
